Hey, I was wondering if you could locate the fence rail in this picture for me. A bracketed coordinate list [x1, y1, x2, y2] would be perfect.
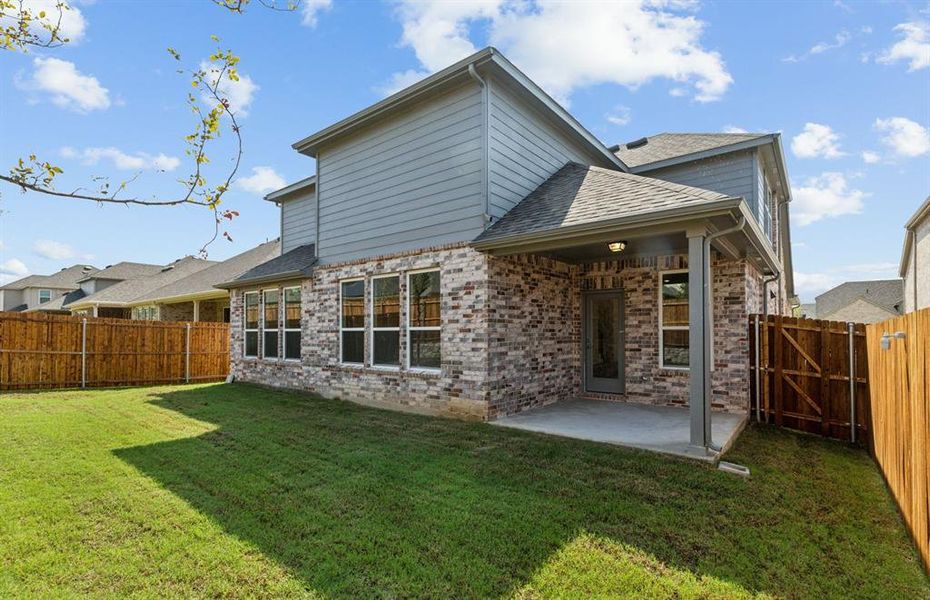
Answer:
[0, 311, 229, 390]
[749, 314, 870, 443]
[865, 308, 929, 572]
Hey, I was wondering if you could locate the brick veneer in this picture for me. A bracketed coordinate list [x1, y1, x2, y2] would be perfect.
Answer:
[230, 243, 772, 420]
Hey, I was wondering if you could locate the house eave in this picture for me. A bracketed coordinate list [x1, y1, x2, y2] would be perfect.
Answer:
[264, 176, 316, 202]
[628, 135, 777, 174]
[215, 271, 306, 290]
[127, 289, 229, 307]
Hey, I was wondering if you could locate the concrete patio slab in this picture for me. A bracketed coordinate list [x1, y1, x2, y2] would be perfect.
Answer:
[491, 399, 746, 462]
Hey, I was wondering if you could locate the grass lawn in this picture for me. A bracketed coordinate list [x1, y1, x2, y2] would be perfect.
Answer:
[0, 384, 926, 599]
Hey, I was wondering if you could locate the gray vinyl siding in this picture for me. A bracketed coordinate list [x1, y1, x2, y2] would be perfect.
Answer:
[645, 150, 758, 212]
[315, 83, 486, 263]
[281, 191, 316, 253]
[487, 79, 604, 219]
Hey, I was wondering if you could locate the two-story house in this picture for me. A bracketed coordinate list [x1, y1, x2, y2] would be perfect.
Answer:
[218, 47, 796, 455]
[0, 264, 97, 312]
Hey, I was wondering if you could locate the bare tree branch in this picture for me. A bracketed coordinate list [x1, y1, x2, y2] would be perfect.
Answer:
[0, 0, 70, 51]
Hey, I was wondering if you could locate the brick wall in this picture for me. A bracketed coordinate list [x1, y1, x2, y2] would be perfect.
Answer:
[231, 244, 763, 419]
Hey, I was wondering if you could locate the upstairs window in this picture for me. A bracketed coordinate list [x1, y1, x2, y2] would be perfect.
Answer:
[340, 280, 365, 364]
[283, 287, 301, 360]
[38, 289, 52, 304]
[244, 292, 259, 358]
[659, 271, 689, 369]
[371, 275, 400, 367]
[263, 290, 279, 359]
[407, 270, 441, 370]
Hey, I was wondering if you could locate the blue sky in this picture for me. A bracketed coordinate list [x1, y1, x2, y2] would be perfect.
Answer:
[1, 0, 928, 302]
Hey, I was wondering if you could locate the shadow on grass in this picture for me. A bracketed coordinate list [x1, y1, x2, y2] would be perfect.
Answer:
[114, 384, 926, 598]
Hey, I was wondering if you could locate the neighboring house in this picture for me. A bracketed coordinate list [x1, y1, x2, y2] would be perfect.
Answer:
[218, 47, 796, 452]
[66, 258, 214, 318]
[815, 279, 904, 323]
[901, 196, 930, 313]
[2, 264, 97, 312]
[126, 240, 281, 322]
[798, 303, 817, 319]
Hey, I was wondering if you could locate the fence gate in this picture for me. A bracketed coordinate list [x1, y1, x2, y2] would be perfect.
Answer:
[749, 315, 869, 443]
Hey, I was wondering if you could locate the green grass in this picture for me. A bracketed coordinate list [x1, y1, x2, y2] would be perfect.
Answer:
[0, 384, 926, 599]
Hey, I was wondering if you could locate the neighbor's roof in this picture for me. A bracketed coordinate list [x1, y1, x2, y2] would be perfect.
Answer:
[131, 240, 282, 304]
[612, 133, 772, 170]
[900, 195, 930, 276]
[291, 47, 625, 171]
[67, 257, 216, 307]
[217, 244, 317, 289]
[815, 279, 904, 317]
[77, 261, 163, 282]
[0, 263, 97, 291]
[27, 289, 86, 313]
[474, 162, 735, 246]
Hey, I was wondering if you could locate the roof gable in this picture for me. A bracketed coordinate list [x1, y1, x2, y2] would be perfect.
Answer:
[815, 279, 904, 316]
[612, 133, 772, 169]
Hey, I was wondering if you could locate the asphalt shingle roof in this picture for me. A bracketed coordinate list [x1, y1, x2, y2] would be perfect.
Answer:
[474, 162, 732, 245]
[68, 257, 216, 306]
[134, 240, 281, 302]
[28, 289, 86, 312]
[0, 264, 97, 291]
[613, 133, 769, 169]
[78, 261, 163, 282]
[222, 243, 317, 287]
[815, 279, 904, 317]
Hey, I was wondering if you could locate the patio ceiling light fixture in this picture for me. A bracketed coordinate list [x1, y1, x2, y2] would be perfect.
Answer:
[608, 241, 627, 253]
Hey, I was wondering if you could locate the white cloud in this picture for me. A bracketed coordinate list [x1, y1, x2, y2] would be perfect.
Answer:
[722, 125, 749, 133]
[32, 239, 92, 260]
[874, 117, 930, 157]
[791, 122, 845, 159]
[200, 60, 258, 116]
[301, 0, 332, 27]
[387, 0, 733, 105]
[0, 258, 30, 277]
[791, 172, 866, 226]
[794, 262, 900, 300]
[235, 166, 286, 195]
[861, 150, 881, 164]
[605, 105, 631, 126]
[17, 57, 110, 113]
[794, 272, 841, 298]
[877, 22, 930, 71]
[840, 262, 898, 275]
[33, 239, 75, 260]
[59, 146, 181, 171]
[783, 30, 851, 62]
[0, 0, 87, 45]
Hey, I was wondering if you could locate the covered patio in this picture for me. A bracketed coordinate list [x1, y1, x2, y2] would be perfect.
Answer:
[492, 399, 746, 461]
[475, 163, 783, 458]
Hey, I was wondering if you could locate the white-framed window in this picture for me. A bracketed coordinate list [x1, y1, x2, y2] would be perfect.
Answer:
[283, 286, 301, 361]
[407, 269, 441, 370]
[244, 291, 260, 358]
[38, 289, 52, 304]
[371, 274, 400, 367]
[659, 270, 689, 369]
[132, 305, 159, 321]
[262, 289, 280, 360]
[340, 278, 365, 365]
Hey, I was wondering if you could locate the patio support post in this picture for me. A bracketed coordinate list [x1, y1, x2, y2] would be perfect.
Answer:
[193, 300, 200, 323]
[687, 229, 712, 451]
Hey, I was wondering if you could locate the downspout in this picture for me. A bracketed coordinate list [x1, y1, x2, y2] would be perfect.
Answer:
[467, 63, 493, 227]
[704, 216, 746, 373]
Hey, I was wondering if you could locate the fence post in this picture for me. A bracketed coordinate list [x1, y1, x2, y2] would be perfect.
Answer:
[185, 322, 191, 384]
[81, 318, 87, 389]
[848, 321, 856, 443]
[754, 314, 761, 422]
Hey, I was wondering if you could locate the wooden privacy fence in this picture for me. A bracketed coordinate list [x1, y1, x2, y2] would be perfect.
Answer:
[0, 311, 229, 390]
[865, 307, 929, 572]
[749, 315, 870, 443]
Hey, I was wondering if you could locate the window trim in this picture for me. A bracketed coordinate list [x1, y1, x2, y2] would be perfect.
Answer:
[38, 289, 52, 304]
[243, 291, 260, 359]
[339, 277, 366, 366]
[262, 289, 281, 361]
[370, 273, 401, 370]
[658, 269, 689, 371]
[406, 268, 441, 373]
[283, 286, 301, 362]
